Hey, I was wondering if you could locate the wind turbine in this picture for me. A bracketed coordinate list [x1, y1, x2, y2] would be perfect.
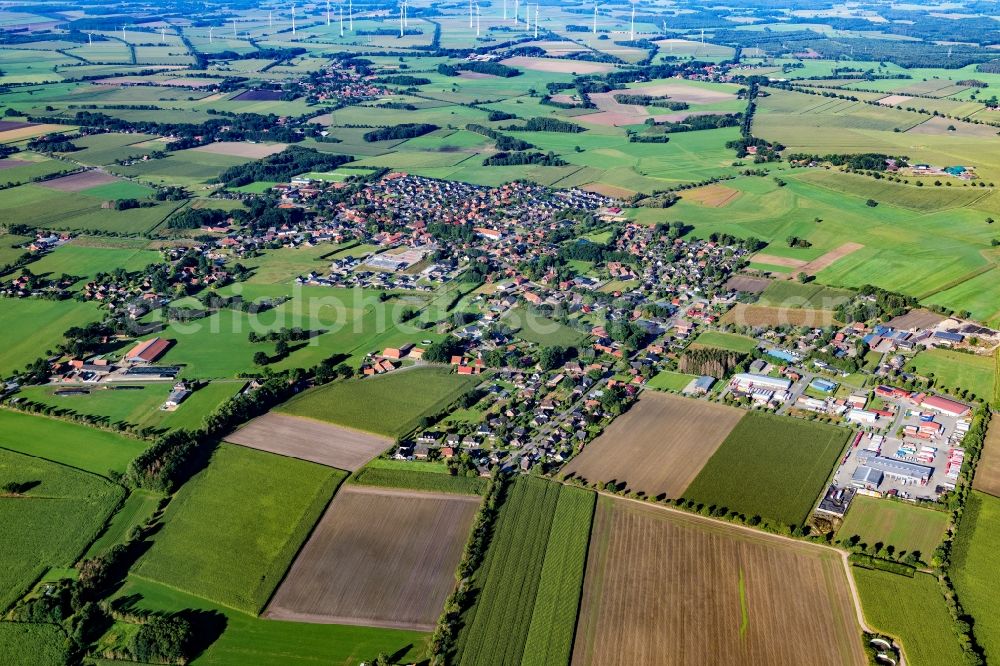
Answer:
[469, 0, 473, 29]
[88, 32, 92, 45]
[339, 4, 344, 37]
[592, 4, 597, 34]
[629, 4, 635, 41]
[160, 26, 166, 42]
[269, 10, 273, 27]
[233, 18, 238, 38]
[326, 0, 331, 26]
[208, 26, 214, 43]
[514, 0, 519, 26]
[534, 5, 539, 38]
[121, 25, 126, 41]
[399, 2, 404, 37]
[476, 3, 480, 37]
[291, 4, 296, 36]
[701, 27, 705, 44]
[503, 0, 507, 21]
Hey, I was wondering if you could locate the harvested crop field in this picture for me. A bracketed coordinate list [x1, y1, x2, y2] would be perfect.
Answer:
[749, 253, 806, 269]
[0, 158, 31, 170]
[0, 120, 34, 132]
[885, 308, 946, 330]
[190, 141, 288, 158]
[801, 242, 865, 273]
[618, 83, 735, 104]
[682, 183, 741, 207]
[876, 94, 913, 106]
[226, 412, 390, 471]
[0, 123, 65, 143]
[39, 170, 119, 192]
[232, 89, 285, 101]
[973, 419, 1000, 498]
[722, 303, 841, 327]
[500, 56, 614, 74]
[724, 275, 770, 293]
[562, 392, 744, 499]
[571, 497, 866, 666]
[266, 485, 480, 631]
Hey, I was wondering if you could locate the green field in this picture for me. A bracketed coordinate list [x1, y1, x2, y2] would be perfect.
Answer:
[838, 495, 949, 560]
[758, 281, 854, 309]
[504, 307, 588, 347]
[0, 298, 102, 376]
[912, 349, 995, 404]
[0, 622, 70, 666]
[350, 463, 488, 495]
[683, 413, 849, 527]
[456, 477, 595, 665]
[278, 367, 482, 438]
[111, 576, 429, 666]
[17, 381, 242, 434]
[0, 448, 125, 611]
[0, 409, 146, 475]
[84, 489, 162, 559]
[646, 370, 698, 392]
[952, 491, 1000, 662]
[690, 331, 759, 354]
[133, 444, 344, 614]
[854, 568, 966, 666]
[19, 243, 161, 285]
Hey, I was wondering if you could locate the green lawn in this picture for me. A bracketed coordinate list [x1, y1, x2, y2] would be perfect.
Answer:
[111, 576, 429, 666]
[854, 568, 966, 666]
[952, 491, 1000, 662]
[278, 366, 482, 438]
[838, 495, 949, 560]
[0, 409, 146, 475]
[690, 331, 759, 354]
[911, 349, 995, 404]
[646, 370, 698, 392]
[0, 298, 102, 376]
[133, 444, 344, 614]
[504, 307, 589, 347]
[21, 243, 160, 285]
[683, 413, 849, 527]
[0, 448, 125, 611]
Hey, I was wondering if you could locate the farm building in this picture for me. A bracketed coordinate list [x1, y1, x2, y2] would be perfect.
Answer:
[163, 382, 190, 410]
[683, 375, 715, 395]
[920, 395, 971, 418]
[730, 374, 791, 392]
[856, 456, 933, 486]
[125, 337, 170, 364]
[932, 331, 964, 346]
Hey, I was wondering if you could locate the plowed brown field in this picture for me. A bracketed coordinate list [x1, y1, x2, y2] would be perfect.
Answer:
[562, 392, 743, 499]
[572, 497, 866, 666]
[265, 486, 480, 630]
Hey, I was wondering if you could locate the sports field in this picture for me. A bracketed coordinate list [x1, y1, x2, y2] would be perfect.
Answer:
[853, 568, 966, 666]
[134, 444, 345, 614]
[837, 495, 949, 560]
[277, 367, 482, 439]
[0, 448, 125, 611]
[267, 486, 480, 630]
[563, 392, 744, 499]
[683, 412, 849, 527]
[572, 497, 865, 666]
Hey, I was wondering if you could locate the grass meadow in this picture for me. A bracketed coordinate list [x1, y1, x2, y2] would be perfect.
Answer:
[837, 495, 949, 559]
[0, 449, 125, 611]
[683, 413, 849, 527]
[134, 444, 345, 614]
[646, 370, 698, 392]
[278, 367, 482, 438]
[854, 568, 966, 666]
[0, 298, 102, 375]
[690, 331, 759, 353]
[911, 349, 995, 404]
[0, 409, 146, 475]
[350, 463, 488, 495]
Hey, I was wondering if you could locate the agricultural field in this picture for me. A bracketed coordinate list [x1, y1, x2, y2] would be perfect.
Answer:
[563, 392, 745, 499]
[0, 448, 125, 611]
[0, 622, 70, 666]
[683, 412, 850, 527]
[837, 496, 949, 560]
[455, 477, 596, 666]
[267, 485, 481, 630]
[19, 242, 161, 284]
[689, 330, 759, 353]
[973, 419, 1000, 498]
[83, 489, 162, 559]
[757, 280, 854, 309]
[350, 461, 489, 495]
[227, 412, 390, 471]
[911, 349, 995, 404]
[0, 298, 102, 376]
[112, 576, 430, 666]
[277, 367, 483, 439]
[0, 409, 146, 475]
[722, 303, 842, 328]
[133, 444, 345, 614]
[572, 497, 865, 666]
[853, 568, 966, 666]
[952, 491, 1000, 662]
